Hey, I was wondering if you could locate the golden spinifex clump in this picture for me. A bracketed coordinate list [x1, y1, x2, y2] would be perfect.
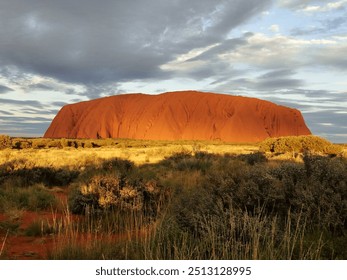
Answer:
[259, 135, 343, 155]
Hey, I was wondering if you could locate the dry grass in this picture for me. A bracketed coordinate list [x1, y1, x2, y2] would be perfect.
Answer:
[0, 142, 258, 168]
[0, 230, 9, 257]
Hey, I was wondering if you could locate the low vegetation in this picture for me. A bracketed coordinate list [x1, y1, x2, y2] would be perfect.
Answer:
[259, 135, 343, 155]
[0, 134, 346, 259]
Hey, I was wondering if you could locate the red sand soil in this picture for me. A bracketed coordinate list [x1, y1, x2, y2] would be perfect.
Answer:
[0, 191, 73, 260]
[44, 91, 311, 142]
[0, 191, 150, 260]
[0, 212, 54, 259]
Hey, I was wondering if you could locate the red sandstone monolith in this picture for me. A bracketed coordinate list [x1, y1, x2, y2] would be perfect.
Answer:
[44, 91, 311, 142]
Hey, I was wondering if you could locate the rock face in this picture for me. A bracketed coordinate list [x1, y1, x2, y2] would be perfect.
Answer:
[44, 91, 311, 142]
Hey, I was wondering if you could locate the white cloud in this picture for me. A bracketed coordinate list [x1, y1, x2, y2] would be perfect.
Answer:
[327, 0, 347, 9]
[161, 32, 340, 79]
[301, 0, 347, 12]
[269, 24, 280, 33]
[218, 33, 337, 69]
[278, 0, 321, 9]
[320, 123, 334, 126]
[302, 5, 321, 12]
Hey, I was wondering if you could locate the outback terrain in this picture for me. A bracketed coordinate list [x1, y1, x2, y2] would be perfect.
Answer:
[0, 135, 346, 260]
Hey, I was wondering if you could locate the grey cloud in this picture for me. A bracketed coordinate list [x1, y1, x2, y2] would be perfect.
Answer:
[259, 69, 296, 79]
[291, 26, 324, 36]
[291, 16, 347, 36]
[306, 110, 347, 127]
[0, 85, 14, 93]
[300, 89, 334, 99]
[81, 84, 121, 99]
[0, 110, 14, 115]
[324, 16, 347, 30]
[304, 110, 347, 143]
[207, 1, 271, 36]
[312, 45, 347, 70]
[263, 89, 347, 109]
[21, 108, 58, 115]
[189, 34, 252, 62]
[0, 116, 52, 123]
[168, 33, 254, 81]
[257, 78, 303, 89]
[0, 98, 43, 108]
[257, 69, 304, 89]
[0, 0, 271, 90]
[213, 69, 305, 91]
[27, 83, 58, 92]
[51, 101, 67, 108]
[0, 119, 50, 136]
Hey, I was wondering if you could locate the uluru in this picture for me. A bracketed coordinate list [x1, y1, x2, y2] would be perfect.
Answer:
[44, 91, 311, 142]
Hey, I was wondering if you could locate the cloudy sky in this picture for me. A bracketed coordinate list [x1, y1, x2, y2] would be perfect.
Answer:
[0, 0, 346, 142]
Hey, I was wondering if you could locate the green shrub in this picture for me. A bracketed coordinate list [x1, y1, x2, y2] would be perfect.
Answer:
[24, 220, 54, 236]
[27, 185, 57, 210]
[1, 166, 79, 187]
[0, 184, 57, 211]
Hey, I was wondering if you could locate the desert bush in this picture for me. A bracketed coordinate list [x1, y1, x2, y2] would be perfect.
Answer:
[323, 144, 344, 155]
[83, 140, 93, 148]
[0, 164, 79, 187]
[259, 135, 343, 155]
[166, 153, 347, 258]
[302, 155, 347, 230]
[69, 172, 166, 219]
[68, 185, 100, 214]
[31, 138, 50, 149]
[59, 138, 69, 148]
[100, 158, 134, 174]
[0, 135, 11, 150]
[237, 152, 267, 165]
[161, 151, 214, 173]
[12, 139, 32, 149]
[47, 140, 63, 148]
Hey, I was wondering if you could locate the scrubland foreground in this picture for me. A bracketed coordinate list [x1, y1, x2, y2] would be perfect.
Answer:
[0, 135, 346, 260]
